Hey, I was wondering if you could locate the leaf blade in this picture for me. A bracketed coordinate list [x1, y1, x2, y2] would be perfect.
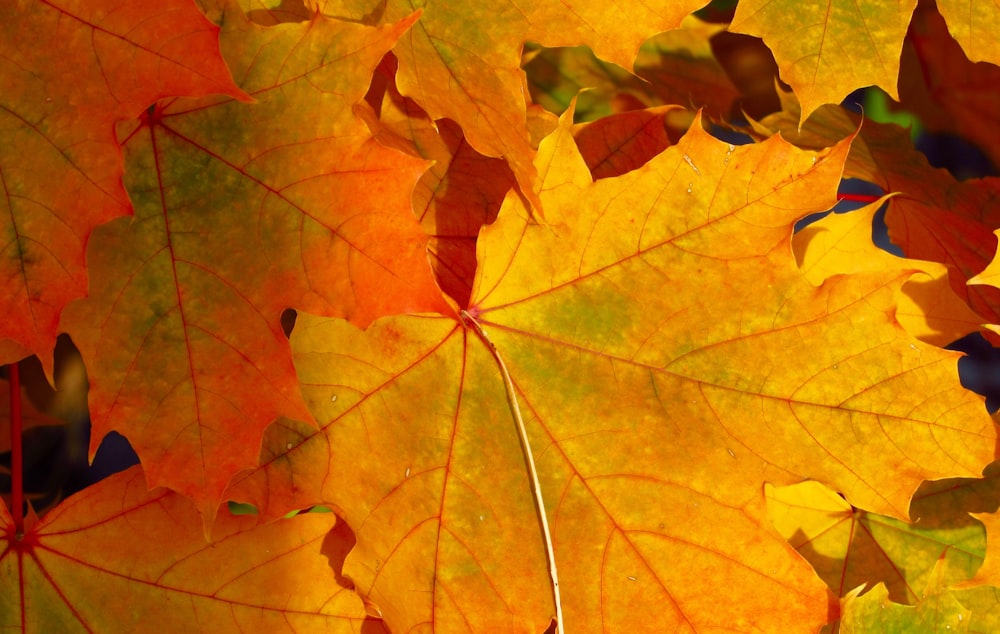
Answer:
[0, 466, 373, 632]
[0, 0, 246, 367]
[60, 7, 449, 509]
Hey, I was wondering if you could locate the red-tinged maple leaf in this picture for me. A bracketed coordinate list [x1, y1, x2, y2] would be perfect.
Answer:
[572, 106, 683, 180]
[0, 466, 379, 632]
[59, 4, 450, 512]
[306, 0, 706, 214]
[750, 90, 1000, 335]
[0, 0, 246, 370]
[226, 110, 995, 631]
[730, 0, 917, 124]
[408, 118, 513, 308]
[898, 2, 1000, 173]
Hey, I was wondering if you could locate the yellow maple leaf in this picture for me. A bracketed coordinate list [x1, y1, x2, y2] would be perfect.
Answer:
[226, 108, 995, 631]
[731, 0, 917, 124]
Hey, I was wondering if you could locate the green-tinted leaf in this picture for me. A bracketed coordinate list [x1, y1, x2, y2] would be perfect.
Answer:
[0, 0, 245, 368]
[60, 5, 448, 510]
[767, 481, 985, 603]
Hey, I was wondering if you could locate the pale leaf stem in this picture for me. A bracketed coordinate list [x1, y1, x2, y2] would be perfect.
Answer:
[461, 310, 564, 634]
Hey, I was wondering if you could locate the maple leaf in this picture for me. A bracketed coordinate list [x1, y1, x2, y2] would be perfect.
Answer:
[225, 110, 996, 631]
[59, 5, 449, 510]
[308, 0, 706, 212]
[0, 466, 378, 632]
[839, 574, 971, 633]
[934, 0, 1000, 67]
[523, 16, 741, 122]
[572, 106, 682, 181]
[898, 3, 1000, 174]
[0, 0, 246, 369]
[793, 201, 983, 346]
[359, 64, 515, 307]
[730, 0, 917, 124]
[765, 480, 985, 604]
[751, 90, 1000, 334]
[5, 3, 1000, 632]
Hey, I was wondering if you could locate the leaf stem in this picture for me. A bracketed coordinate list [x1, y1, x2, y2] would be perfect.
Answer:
[461, 310, 564, 634]
[9, 363, 23, 538]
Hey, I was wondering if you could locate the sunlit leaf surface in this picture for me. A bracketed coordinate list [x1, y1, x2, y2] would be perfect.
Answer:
[228, 110, 995, 632]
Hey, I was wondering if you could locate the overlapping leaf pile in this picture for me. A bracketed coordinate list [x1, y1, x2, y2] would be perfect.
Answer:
[2, 0, 1000, 631]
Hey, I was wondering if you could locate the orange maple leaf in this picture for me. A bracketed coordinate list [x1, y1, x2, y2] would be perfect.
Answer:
[59, 5, 449, 512]
[0, 466, 379, 632]
[0, 0, 246, 370]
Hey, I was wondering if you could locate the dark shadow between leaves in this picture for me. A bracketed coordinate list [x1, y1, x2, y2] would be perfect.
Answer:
[320, 516, 391, 633]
